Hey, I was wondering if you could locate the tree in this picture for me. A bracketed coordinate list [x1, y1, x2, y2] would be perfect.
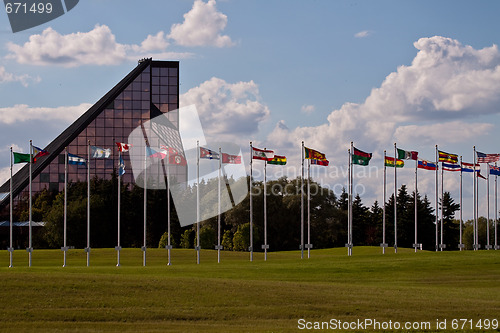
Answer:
[158, 232, 177, 248]
[222, 230, 232, 250]
[180, 229, 193, 249]
[440, 191, 460, 249]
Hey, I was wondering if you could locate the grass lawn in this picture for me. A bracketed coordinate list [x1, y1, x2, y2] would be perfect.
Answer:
[1, 247, 499, 332]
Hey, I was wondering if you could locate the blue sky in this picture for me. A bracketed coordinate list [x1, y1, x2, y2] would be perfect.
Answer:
[2, 0, 500, 221]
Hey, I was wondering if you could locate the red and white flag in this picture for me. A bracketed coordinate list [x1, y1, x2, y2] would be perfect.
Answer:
[116, 142, 132, 152]
[252, 147, 274, 161]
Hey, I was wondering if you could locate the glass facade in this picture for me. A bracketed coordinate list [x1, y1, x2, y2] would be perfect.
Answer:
[25, 61, 183, 194]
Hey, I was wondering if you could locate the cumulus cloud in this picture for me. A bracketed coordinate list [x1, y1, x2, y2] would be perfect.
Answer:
[354, 30, 372, 38]
[0, 66, 40, 87]
[180, 77, 270, 141]
[301, 105, 315, 114]
[6, 25, 192, 67]
[0, 103, 92, 124]
[169, 0, 234, 47]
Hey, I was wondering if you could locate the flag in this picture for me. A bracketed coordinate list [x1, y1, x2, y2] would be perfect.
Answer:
[418, 159, 438, 171]
[252, 147, 274, 161]
[119, 155, 125, 176]
[311, 159, 329, 166]
[147, 147, 167, 159]
[476, 151, 500, 163]
[116, 142, 132, 152]
[160, 145, 187, 166]
[442, 162, 461, 172]
[268, 155, 287, 165]
[32, 146, 49, 163]
[490, 165, 500, 176]
[200, 147, 220, 160]
[461, 162, 480, 173]
[397, 148, 418, 160]
[385, 156, 404, 168]
[13, 152, 30, 164]
[478, 172, 487, 180]
[68, 153, 86, 166]
[438, 150, 458, 163]
[304, 147, 326, 160]
[352, 147, 372, 166]
[91, 146, 111, 158]
[222, 153, 241, 164]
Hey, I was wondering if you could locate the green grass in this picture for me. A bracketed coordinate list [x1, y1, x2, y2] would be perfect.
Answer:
[1, 247, 500, 332]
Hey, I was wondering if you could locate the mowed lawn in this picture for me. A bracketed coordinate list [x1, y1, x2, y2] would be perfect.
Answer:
[1, 247, 499, 332]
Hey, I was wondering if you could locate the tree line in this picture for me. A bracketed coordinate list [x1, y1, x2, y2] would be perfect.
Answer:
[1, 174, 496, 251]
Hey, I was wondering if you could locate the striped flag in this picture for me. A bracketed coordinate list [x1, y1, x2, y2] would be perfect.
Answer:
[418, 159, 438, 171]
[476, 151, 500, 163]
[68, 153, 86, 166]
[385, 156, 404, 168]
[200, 147, 220, 160]
[438, 150, 458, 163]
[268, 155, 287, 165]
[461, 162, 480, 173]
[442, 162, 461, 172]
[310, 158, 328, 166]
[252, 147, 274, 161]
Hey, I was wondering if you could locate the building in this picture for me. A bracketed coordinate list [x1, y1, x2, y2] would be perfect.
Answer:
[0, 59, 184, 211]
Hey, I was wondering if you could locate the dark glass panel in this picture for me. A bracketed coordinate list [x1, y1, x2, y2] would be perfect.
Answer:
[169, 68, 178, 76]
[40, 173, 50, 183]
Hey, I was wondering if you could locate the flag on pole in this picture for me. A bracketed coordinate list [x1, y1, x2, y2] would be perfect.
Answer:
[252, 147, 274, 161]
[91, 146, 111, 158]
[311, 159, 329, 166]
[418, 159, 438, 171]
[442, 162, 461, 172]
[116, 142, 132, 152]
[476, 151, 500, 163]
[200, 147, 220, 160]
[462, 162, 480, 173]
[160, 145, 187, 165]
[385, 156, 404, 168]
[438, 150, 458, 163]
[32, 146, 49, 162]
[13, 152, 30, 164]
[478, 172, 487, 180]
[119, 155, 125, 176]
[490, 164, 500, 176]
[352, 147, 372, 166]
[268, 155, 287, 165]
[222, 153, 241, 164]
[147, 147, 167, 159]
[397, 148, 418, 160]
[68, 153, 86, 166]
[304, 147, 326, 160]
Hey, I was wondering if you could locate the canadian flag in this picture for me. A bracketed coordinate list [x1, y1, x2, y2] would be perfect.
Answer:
[116, 142, 132, 152]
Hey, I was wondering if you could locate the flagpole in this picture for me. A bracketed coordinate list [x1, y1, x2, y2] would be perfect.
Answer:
[459, 156, 464, 251]
[350, 142, 353, 256]
[143, 145, 147, 266]
[9, 147, 13, 268]
[347, 145, 352, 257]
[495, 162, 498, 250]
[264, 149, 268, 261]
[435, 145, 439, 252]
[382, 150, 387, 254]
[167, 147, 172, 265]
[86, 141, 90, 266]
[414, 156, 418, 252]
[440, 153, 444, 252]
[28, 140, 33, 267]
[116, 149, 121, 267]
[307, 158, 311, 259]
[487, 163, 491, 250]
[196, 140, 200, 264]
[301, 141, 304, 259]
[250, 142, 253, 262]
[473, 146, 477, 250]
[217, 147, 222, 263]
[394, 143, 397, 254]
[62, 147, 68, 267]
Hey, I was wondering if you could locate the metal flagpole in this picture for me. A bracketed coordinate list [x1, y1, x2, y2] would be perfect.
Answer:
[487, 163, 491, 250]
[86, 141, 90, 266]
[435, 145, 439, 252]
[307, 159, 311, 258]
[217, 147, 222, 263]
[250, 142, 253, 262]
[473, 146, 477, 250]
[9, 147, 14, 267]
[28, 140, 33, 267]
[381, 150, 387, 254]
[62, 147, 68, 267]
[300, 141, 304, 259]
[143, 145, 147, 266]
[196, 141, 200, 264]
[167, 147, 172, 265]
[394, 143, 397, 254]
[347, 147, 351, 256]
[414, 157, 418, 252]
[350, 143, 354, 256]
[440, 154, 444, 251]
[263, 151, 268, 261]
[116, 149, 121, 266]
[495, 162, 498, 250]
[459, 156, 464, 251]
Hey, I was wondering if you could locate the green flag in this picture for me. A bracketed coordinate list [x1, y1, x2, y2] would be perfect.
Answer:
[13, 152, 30, 164]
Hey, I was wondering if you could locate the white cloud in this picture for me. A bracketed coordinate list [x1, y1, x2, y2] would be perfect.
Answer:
[169, 0, 234, 47]
[0, 103, 92, 124]
[6, 25, 192, 67]
[301, 105, 315, 114]
[180, 77, 270, 142]
[354, 30, 372, 38]
[0, 66, 40, 87]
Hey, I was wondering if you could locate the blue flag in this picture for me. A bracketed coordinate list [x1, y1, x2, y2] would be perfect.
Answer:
[68, 153, 86, 166]
[119, 155, 125, 176]
[490, 165, 500, 176]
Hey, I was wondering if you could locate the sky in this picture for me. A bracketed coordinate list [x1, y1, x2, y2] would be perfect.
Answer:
[1, 0, 500, 221]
